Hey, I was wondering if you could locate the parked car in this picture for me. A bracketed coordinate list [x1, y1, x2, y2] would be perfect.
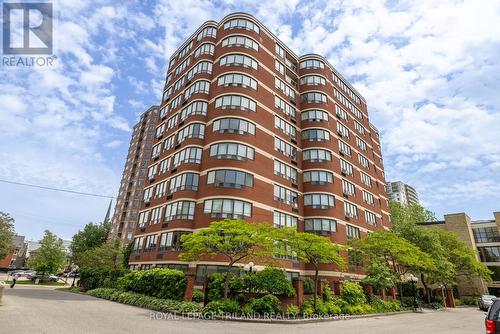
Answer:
[64, 272, 79, 278]
[27, 273, 59, 282]
[480, 295, 497, 311]
[485, 298, 500, 333]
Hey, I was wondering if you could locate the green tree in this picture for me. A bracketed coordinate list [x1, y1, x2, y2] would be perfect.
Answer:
[70, 221, 110, 265]
[362, 257, 401, 293]
[180, 219, 275, 299]
[76, 239, 123, 270]
[277, 228, 345, 308]
[27, 230, 67, 276]
[0, 212, 15, 260]
[122, 242, 133, 268]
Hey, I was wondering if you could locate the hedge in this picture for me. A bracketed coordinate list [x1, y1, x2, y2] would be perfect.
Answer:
[87, 288, 201, 313]
[79, 267, 129, 291]
[117, 268, 186, 301]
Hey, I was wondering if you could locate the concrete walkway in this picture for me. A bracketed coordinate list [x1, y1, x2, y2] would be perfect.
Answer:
[0, 286, 486, 334]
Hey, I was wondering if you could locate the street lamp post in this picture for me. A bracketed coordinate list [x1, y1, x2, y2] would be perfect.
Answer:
[243, 262, 257, 293]
[408, 274, 419, 311]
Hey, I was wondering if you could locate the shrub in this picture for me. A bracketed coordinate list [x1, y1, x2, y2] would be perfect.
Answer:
[87, 288, 202, 313]
[461, 296, 478, 306]
[325, 301, 342, 314]
[202, 299, 241, 317]
[341, 281, 366, 305]
[302, 277, 315, 294]
[79, 267, 128, 291]
[245, 294, 281, 314]
[344, 304, 373, 315]
[401, 296, 415, 308]
[252, 267, 295, 297]
[192, 289, 204, 303]
[322, 280, 333, 302]
[432, 295, 444, 304]
[429, 302, 443, 309]
[206, 272, 245, 301]
[454, 298, 463, 306]
[117, 268, 186, 301]
[370, 298, 402, 313]
[286, 305, 300, 317]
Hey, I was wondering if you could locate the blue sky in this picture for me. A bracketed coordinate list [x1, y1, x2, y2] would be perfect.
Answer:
[1, 0, 499, 241]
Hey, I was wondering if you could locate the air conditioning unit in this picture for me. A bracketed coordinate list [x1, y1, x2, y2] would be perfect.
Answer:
[144, 198, 151, 205]
[346, 212, 356, 219]
[341, 168, 349, 175]
[148, 175, 155, 181]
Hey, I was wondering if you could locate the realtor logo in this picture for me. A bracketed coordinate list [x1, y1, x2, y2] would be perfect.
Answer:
[2, 2, 53, 55]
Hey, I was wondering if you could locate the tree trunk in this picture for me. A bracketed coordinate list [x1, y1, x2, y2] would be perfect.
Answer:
[223, 263, 233, 300]
[313, 265, 319, 309]
[420, 273, 431, 304]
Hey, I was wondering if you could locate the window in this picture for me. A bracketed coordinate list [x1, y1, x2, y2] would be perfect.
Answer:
[169, 172, 199, 193]
[275, 116, 296, 139]
[342, 179, 356, 196]
[178, 41, 193, 59]
[303, 170, 333, 185]
[339, 140, 352, 156]
[156, 123, 165, 139]
[220, 54, 258, 69]
[155, 263, 188, 272]
[301, 92, 327, 104]
[221, 35, 259, 51]
[207, 169, 253, 189]
[163, 135, 174, 151]
[147, 164, 158, 179]
[170, 95, 182, 109]
[180, 101, 208, 121]
[132, 236, 144, 252]
[275, 96, 297, 120]
[301, 109, 328, 122]
[210, 142, 254, 160]
[299, 59, 324, 69]
[365, 210, 377, 225]
[159, 231, 191, 251]
[334, 89, 363, 119]
[138, 211, 149, 228]
[273, 184, 299, 208]
[363, 191, 374, 205]
[213, 118, 255, 135]
[173, 76, 185, 92]
[354, 121, 366, 135]
[302, 128, 330, 141]
[196, 265, 241, 283]
[473, 227, 500, 243]
[337, 122, 350, 138]
[144, 234, 157, 251]
[300, 75, 326, 86]
[159, 157, 171, 174]
[166, 114, 178, 130]
[358, 153, 370, 168]
[356, 137, 367, 151]
[304, 194, 335, 208]
[194, 43, 215, 57]
[187, 61, 213, 80]
[217, 73, 257, 89]
[160, 105, 170, 118]
[361, 172, 372, 187]
[346, 224, 360, 239]
[203, 199, 252, 218]
[275, 60, 285, 75]
[336, 105, 348, 121]
[274, 137, 297, 160]
[478, 247, 500, 262]
[275, 43, 285, 58]
[143, 187, 153, 201]
[184, 80, 210, 99]
[275, 77, 295, 101]
[151, 144, 161, 159]
[197, 26, 216, 41]
[215, 95, 256, 112]
[155, 180, 167, 198]
[224, 18, 260, 33]
[344, 202, 358, 218]
[274, 160, 298, 183]
[177, 123, 205, 143]
[340, 159, 353, 176]
[303, 149, 332, 162]
[305, 218, 337, 234]
[172, 147, 202, 167]
[274, 211, 298, 228]
[333, 71, 361, 105]
[175, 58, 190, 76]
[150, 207, 162, 225]
[164, 201, 196, 221]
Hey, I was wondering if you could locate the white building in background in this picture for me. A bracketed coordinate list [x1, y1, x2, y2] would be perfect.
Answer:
[386, 181, 419, 205]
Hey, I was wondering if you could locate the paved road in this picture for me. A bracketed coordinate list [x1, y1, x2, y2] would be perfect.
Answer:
[0, 286, 486, 334]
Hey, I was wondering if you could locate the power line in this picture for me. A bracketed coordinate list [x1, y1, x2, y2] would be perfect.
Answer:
[0, 179, 116, 199]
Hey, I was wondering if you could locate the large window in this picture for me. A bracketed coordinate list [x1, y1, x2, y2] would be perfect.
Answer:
[302, 149, 332, 162]
[273, 211, 298, 228]
[207, 169, 253, 189]
[223, 18, 260, 33]
[358, 153, 370, 168]
[203, 199, 252, 218]
[346, 224, 360, 239]
[168, 172, 199, 193]
[339, 140, 352, 156]
[180, 101, 208, 121]
[473, 227, 500, 243]
[221, 35, 259, 51]
[300, 75, 326, 86]
[273, 184, 299, 208]
[305, 218, 337, 234]
[172, 147, 202, 167]
[138, 211, 149, 228]
[275, 77, 295, 101]
[334, 89, 363, 119]
[340, 159, 353, 176]
[215, 95, 256, 112]
[144, 234, 158, 252]
[361, 172, 372, 187]
[164, 201, 196, 221]
[344, 201, 358, 218]
[196, 265, 241, 283]
[303, 170, 333, 185]
[275, 116, 296, 139]
[178, 41, 193, 59]
[342, 179, 356, 196]
[150, 207, 162, 225]
[194, 43, 215, 58]
[197, 26, 216, 41]
[220, 54, 258, 69]
[302, 128, 330, 141]
[217, 73, 257, 90]
[301, 92, 327, 104]
[274, 160, 298, 183]
[365, 210, 377, 225]
[174, 58, 190, 76]
[333, 72, 361, 105]
[274, 137, 297, 160]
[363, 191, 374, 206]
[187, 61, 213, 80]
[209, 142, 254, 160]
[177, 123, 205, 143]
[356, 137, 367, 151]
[154, 181, 167, 198]
[299, 59, 325, 69]
[213, 118, 255, 135]
[275, 96, 297, 120]
[301, 109, 328, 122]
[303, 194, 335, 209]
[159, 231, 191, 251]
[184, 80, 210, 99]
[337, 122, 350, 138]
[132, 236, 144, 253]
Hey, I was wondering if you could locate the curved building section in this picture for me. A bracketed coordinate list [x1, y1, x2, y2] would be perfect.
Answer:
[128, 13, 391, 285]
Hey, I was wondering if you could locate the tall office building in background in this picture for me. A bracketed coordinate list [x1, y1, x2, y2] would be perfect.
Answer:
[128, 13, 390, 285]
[386, 181, 419, 205]
[110, 106, 159, 245]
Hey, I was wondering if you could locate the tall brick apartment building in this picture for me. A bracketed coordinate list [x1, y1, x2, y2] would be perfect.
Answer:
[128, 13, 390, 287]
[110, 106, 159, 245]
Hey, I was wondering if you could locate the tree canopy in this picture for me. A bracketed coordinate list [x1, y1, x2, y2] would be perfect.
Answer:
[70, 221, 111, 265]
[0, 212, 15, 260]
[27, 230, 67, 275]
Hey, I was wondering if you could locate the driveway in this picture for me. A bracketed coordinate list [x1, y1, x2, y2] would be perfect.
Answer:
[0, 286, 486, 334]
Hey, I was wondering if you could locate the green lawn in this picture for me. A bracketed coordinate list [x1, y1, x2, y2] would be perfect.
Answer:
[5, 280, 66, 286]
